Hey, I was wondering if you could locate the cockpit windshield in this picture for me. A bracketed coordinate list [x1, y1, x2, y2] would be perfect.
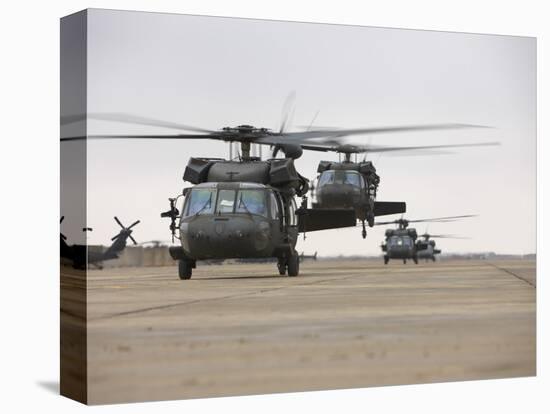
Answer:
[184, 187, 271, 218]
[236, 190, 268, 216]
[185, 188, 215, 216]
[389, 236, 413, 247]
[318, 170, 362, 188]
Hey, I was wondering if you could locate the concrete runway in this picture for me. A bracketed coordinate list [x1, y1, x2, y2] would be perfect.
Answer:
[85, 259, 536, 404]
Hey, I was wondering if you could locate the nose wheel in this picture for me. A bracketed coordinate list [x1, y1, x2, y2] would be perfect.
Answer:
[277, 251, 300, 277]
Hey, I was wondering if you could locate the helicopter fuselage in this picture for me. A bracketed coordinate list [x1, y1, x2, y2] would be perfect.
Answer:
[313, 163, 377, 222]
[174, 182, 298, 261]
[416, 239, 440, 261]
[311, 160, 405, 239]
[382, 228, 418, 263]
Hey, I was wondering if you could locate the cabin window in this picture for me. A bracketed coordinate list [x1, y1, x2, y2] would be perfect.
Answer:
[288, 198, 298, 226]
[235, 190, 268, 217]
[184, 188, 216, 216]
[269, 191, 280, 220]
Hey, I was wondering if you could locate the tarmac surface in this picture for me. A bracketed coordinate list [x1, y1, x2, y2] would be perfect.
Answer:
[85, 259, 536, 404]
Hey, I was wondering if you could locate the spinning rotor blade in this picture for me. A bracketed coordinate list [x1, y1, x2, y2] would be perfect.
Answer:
[281, 123, 489, 141]
[279, 91, 296, 133]
[300, 141, 499, 154]
[129, 235, 137, 245]
[61, 133, 221, 142]
[422, 234, 470, 239]
[111, 234, 120, 241]
[406, 214, 478, 224]
[62, 112, 216, 134]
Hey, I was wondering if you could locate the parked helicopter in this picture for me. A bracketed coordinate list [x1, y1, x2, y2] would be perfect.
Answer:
[301, 139, 498, 239]
[415, 233, 469, 262]
[60, 216, 140, 269]
[377, 215, 475, 264]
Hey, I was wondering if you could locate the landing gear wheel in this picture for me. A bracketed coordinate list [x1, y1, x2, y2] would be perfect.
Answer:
[384, 256, 389, 265]
[413, 256, 418, 264]
[432, 256, 436, 262]
[367, 212, 375, 227]
[277, 259, 286, 276]
[403, 259, 407, 264]
[178, 260, 193, 280]
[361, 221, 367, 239]
[287, 252, 300, 277]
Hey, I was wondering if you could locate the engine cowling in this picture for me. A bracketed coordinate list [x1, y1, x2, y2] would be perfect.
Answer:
[273, 144, 303, 159]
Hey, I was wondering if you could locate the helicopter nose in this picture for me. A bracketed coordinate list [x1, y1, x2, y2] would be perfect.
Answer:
[182, 216, 271, 258]
[318, 184, 360, 207]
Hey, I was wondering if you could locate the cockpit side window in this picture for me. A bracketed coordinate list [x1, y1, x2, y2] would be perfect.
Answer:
[184, 188, 216, 216]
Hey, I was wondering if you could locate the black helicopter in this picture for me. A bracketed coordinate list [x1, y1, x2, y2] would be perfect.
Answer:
[60, 216, 140, 269]
[160, 156, 356, 279]
[302, 138, 498, 239]
[377, 215, 475, 264]
[415, 232, 469, 262]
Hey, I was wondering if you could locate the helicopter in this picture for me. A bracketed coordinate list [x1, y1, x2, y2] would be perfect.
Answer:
[377, 215, 476, 264]
[159, 156, 357, 279]
[301, 138, 498, 239]
[415, 233, 469, 262]
[60, 216, 140, 269]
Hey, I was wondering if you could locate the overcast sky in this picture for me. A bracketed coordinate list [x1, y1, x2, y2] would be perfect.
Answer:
[71, 9, 535, 256]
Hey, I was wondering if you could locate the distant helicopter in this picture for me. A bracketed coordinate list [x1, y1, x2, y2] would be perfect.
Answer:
[302, 139, 498, 239]
[415, 232, 469, 262]
[60, 216, 140, 269]
[377, 215, 475, 264]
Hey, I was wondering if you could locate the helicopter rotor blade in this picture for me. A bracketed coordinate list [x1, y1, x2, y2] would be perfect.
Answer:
[299, 141, 499, 155]
[406, 214, 478, 224]
[281, 123, 490, 141]
[62, 112, 216, 134]
[423, 234, 471, 239]
[279, 91, 296, 134]
[128, 220, 141, 229]
[114, 216, 124, 229]
[61, 133, 222, 142]
[60, 216, 64, 224]
[129, 235, 138, 245]
[111, 233, 121, 241]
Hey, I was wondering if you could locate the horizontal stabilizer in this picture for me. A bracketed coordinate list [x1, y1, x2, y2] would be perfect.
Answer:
[373, 201, 406, 217]
[298, 208, 356, 232]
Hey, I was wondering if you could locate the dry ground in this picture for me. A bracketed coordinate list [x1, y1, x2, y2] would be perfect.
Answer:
[83, 259, 536, 404]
